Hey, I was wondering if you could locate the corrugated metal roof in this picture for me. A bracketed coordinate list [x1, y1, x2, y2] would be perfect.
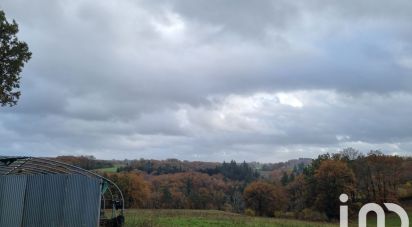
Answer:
[0, 156, 98, 177]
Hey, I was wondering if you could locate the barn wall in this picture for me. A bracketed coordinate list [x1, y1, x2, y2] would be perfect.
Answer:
[0, 175, 26, 227]
[0, 174, 102, 227]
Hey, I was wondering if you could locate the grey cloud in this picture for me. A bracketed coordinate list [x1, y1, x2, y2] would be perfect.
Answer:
[1, 0, 412, 161]
[148, 0, 299, 37]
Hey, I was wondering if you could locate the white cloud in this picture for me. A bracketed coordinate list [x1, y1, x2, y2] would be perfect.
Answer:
[151, 11, 186, 42]
[277, 93, 304, 108]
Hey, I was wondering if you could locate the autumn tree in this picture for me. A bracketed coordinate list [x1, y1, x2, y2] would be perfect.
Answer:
[0, 10, 31, 106]
[314, 160, 355, 219]
[286, 174, 307, 212]
[281, 172, 289, 186]
[107, 173, 151, 208]
[59, 152, 409, 220]
[338, 147, 363, 161]
[361, 151, 402, 203]
[243, 181, 287, 216]
[149, 172, 230, 210]
[226, 186, 244, 212]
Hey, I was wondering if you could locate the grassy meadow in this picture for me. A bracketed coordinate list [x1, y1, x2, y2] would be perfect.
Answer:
[124, 210, 338, 227]
[123, 209, 410, 227]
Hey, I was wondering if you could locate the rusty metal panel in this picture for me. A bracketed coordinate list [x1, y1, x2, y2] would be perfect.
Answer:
[0, 175, 27, 227]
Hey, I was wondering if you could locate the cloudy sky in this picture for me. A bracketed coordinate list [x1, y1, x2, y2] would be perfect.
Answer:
[1, 0, 412, 162]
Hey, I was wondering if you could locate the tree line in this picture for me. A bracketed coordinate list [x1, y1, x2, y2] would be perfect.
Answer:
[54, 155, 113, 170]
[64, 148, 412, 222]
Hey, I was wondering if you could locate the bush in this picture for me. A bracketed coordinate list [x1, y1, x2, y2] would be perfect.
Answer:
[223, 203, 234, 212]
[274, 211, 295, 219]
[244, 208, 255, 217]
[399, 181, 412, 199]
[298, 208, 328, 221]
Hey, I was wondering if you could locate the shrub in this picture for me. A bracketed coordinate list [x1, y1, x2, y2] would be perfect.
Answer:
[223, 203, 234, 212]
[274, 211, 295, 219]
[244, 208, 255, 217]
[299, 208, 328, 221]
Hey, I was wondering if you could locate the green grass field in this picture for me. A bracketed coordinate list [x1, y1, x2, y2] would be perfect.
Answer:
[123, 209, 410, 227]
[366, 212, 404, 227]
[124, 210, 338, 227]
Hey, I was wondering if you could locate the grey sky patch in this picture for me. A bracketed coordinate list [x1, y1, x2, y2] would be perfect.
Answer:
[1, 0, 412, 161]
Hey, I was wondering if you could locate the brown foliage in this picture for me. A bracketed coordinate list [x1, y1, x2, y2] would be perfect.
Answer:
[286, 174, 307, 212]
[243, 181, 287, 217]
[357, 152, 403, 203]
[148, 172, 231, 210]
[107, 173, 151, 208]
[60, 152, 410, 221]
[314, 160, 355, 219]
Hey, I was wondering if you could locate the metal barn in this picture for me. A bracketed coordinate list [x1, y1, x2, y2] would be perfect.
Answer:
[0, 156, 124, 227]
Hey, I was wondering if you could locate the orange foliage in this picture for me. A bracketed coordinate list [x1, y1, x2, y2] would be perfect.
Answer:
[243, 181, 287, 217]
[148, 172, 233, 210]
[107, 173, 151, 208]
[314, 160, 355, 219]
